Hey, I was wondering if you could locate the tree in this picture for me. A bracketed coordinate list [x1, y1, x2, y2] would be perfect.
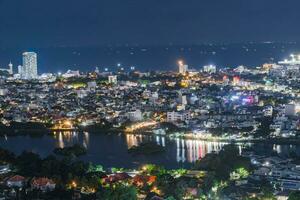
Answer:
[260, 187, 276, 200]
[98, 184, 137, 200]
[0, 148, 16, 164]
[88, 163, 104, 173]
[195, 144, 251, 181]
[155, 173, 175, 197]
[16, 151, 42, 176]
[40, 155, 62, 177]
[288, 191, 300, 200]
[165, 197, 176, 200]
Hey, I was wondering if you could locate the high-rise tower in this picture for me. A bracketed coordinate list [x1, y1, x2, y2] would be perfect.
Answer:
[22, 52, 37, 79]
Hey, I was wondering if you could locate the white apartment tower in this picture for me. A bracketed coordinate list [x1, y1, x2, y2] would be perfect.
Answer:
[22, 52, 38, 79]
[8, 62, 13, 75]
[178, 61, 188, 75]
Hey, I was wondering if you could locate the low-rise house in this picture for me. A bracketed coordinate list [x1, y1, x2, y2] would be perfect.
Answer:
[132, 175, 156, 187]
[6, 175, 25, 188]
[102, 173, 131, 184]
[31, 177, 56, 191]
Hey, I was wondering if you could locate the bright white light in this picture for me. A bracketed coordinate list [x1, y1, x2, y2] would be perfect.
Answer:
[264, 161, 270, 166]
[178, 60, 184, 66]
[231, 95, 239, 101]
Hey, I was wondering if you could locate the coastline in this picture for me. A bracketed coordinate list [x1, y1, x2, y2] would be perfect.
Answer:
[1, 124, 300, 146]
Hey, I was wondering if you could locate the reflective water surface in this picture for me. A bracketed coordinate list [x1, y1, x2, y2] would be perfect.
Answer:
[1, 132, 300, 169]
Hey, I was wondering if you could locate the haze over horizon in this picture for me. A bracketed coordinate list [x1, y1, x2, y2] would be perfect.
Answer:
[1, 0, 300, 48]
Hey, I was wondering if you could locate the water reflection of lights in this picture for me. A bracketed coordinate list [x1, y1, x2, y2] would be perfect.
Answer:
[53, 131, 90, 149]
[83, 132, 89, 149]
[58, 132, 64, 148]
[125, 134, 229, 164]
[126, 134, 151, 148]
[176, 139, 228, 163]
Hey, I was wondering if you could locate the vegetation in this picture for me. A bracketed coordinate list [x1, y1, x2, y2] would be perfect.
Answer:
[54, 144, 87, 157]
[194, 144, 251, 181]
[255, 117, 273, 138]
[0, 122, 51, 136]
[288, 191, 300, 200]
[160, 122, 185, 134]
[0, 144, 295, 200]
[97, 183, 137, 200]
[128, 142, 165, 155]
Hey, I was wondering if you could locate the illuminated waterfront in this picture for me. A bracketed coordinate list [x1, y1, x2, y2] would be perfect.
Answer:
[1, 132, 300, 169]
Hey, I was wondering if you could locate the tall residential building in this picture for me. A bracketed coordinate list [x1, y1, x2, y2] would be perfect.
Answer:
[8, 62, 13, 75]
[178, 60, 188, 75]
[18, 65, 23, 74]
[95, 67, 100, 74]
[22, 52, 38, 79]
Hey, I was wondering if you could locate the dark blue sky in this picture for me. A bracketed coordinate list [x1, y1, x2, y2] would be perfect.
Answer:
[0, 0, 300, 47]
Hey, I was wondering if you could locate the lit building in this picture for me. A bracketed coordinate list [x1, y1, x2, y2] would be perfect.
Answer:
[278, 54, 300, 65]
[167, 111, 191, 122]
[0, 62, 13, 75]
[108, 75, 118, 84]
[234, 65, 247, 73]
[223, 75, 230, 85]
[273, 54, 300, 79]
[178, 92, 187, 105]
[263, 106, 273, 117]
[233, 76, 240, 86]
[22, 52, 38, 79]
[203, 65, 217, 74]
[8, 62, 13, 74]
[17, 65, 22, 74]
[126, 110, 143, 122]
[0, 88, 8, 96]
[76, 90, 88, 98]
[285, 104, 296, 117]
[87, 81, 97, 91]
[178, 60, 188, 75]
[95, 67, 100, 74]
[62, 70, 80, 78]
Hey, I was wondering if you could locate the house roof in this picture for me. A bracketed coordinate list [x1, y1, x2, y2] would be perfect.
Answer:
[32, 177, 55, 186]
[8, 175, 25, 182]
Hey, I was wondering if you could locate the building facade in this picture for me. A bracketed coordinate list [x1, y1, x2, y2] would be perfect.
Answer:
[22, 52, 38, 79]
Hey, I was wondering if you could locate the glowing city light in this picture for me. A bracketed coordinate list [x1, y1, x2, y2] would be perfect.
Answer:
[178, 60, 184, 66]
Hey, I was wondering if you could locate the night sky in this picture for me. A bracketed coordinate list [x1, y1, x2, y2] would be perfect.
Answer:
[0, 0, 300, 47]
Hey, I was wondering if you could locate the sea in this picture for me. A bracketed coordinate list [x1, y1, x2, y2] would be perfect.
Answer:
[0, 42, 300, 73]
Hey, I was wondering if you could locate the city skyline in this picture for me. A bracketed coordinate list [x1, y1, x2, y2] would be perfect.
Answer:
[1, 1, 300, 199]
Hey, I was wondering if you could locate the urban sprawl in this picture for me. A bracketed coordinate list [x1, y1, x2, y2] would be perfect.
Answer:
[0, 52, 300, 199]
